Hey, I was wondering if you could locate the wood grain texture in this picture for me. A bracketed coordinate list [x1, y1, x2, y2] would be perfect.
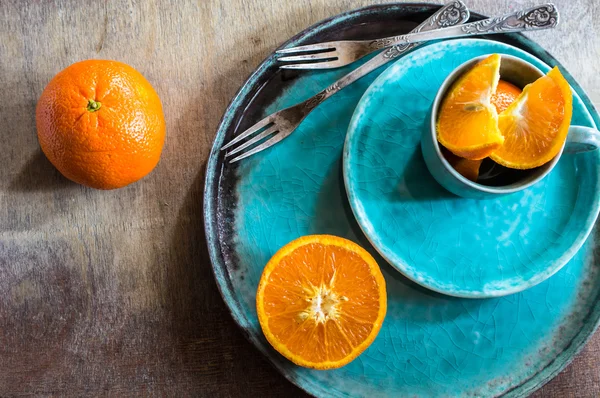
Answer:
[0, 0, 598, 396]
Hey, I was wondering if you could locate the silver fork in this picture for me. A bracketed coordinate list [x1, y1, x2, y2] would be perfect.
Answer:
[221, 1, 469, 163]
[277, 3, 558, 69]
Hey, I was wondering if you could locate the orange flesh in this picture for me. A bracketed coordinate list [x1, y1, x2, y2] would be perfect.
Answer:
[437, 54, 504, 160]
[257, 236, 386, 369]
[491, 80, 522, 113]
[490, 67, 573, 169]
[442, 80, 521, 180]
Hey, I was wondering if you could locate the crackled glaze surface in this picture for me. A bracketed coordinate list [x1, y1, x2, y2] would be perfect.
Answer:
[344, 39, 600, 297]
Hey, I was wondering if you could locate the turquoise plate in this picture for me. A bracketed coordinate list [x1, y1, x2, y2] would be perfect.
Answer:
[344, 39, 600, 298]
[205, 4, 600, 397]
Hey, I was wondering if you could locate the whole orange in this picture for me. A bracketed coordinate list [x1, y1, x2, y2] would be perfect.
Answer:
[36, 60, 166, 190]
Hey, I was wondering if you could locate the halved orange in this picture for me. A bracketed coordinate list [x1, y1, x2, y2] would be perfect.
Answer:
[256, 235, 387, 369]
[437, 54, 505, 160]
[490, 67, 573, 169]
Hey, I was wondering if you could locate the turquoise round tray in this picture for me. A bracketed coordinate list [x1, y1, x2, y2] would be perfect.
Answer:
[204, 4, 600, 397]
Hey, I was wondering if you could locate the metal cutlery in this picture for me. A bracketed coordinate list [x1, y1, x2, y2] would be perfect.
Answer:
[222, 1, 470, 162]
[278, 3, 558, 69]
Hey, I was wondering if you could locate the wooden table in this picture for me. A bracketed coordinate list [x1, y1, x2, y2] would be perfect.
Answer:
[1, 0, 598, 396]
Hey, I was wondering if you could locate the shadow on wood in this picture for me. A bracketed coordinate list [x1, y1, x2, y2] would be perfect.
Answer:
[165, 162, 301, 392]
[161, 57, 307, 393]
[8, 150, 77, 192]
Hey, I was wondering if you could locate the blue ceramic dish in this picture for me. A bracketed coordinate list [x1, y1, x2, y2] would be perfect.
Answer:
[344, 39, 600, 298]
[205, 4, 600, 397]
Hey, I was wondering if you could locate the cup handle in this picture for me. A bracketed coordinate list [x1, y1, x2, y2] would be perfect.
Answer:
[565, 125, 600, 154]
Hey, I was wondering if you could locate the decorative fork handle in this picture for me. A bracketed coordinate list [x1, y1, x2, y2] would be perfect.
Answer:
[302, 1, 469, 112]
[369, 3, 558, 50]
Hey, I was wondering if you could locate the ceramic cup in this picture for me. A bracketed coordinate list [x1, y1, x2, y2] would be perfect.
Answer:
[422, 54, 600, 199]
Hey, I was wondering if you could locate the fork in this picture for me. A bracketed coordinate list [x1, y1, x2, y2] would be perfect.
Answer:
[277, 3, 558, 69]
[221, 1, 470, 163]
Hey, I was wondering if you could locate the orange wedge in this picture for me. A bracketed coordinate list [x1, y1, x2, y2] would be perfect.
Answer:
[490, 67, 573, 169]
[442, 147, 483, 182]
[256, 235, 387, 369]
[437, 54, 505, 160]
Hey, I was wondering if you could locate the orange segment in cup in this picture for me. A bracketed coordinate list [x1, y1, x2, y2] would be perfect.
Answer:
[442, 148, 483, 182]
[436, 54, 504, 160]
[490, 67, 573, 169]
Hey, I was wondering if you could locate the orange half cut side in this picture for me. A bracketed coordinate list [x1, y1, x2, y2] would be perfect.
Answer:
[256, 235, 387, 370]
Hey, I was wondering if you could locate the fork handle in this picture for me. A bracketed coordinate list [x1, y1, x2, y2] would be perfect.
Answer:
[301, 1, 470, 112]
[369, 3, 558, 50]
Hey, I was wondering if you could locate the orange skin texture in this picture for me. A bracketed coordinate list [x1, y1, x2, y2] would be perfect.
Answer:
[36, 60, 166, 190]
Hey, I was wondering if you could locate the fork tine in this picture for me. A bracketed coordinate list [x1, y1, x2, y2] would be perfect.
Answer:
[226, 125, 279, 157]
[221, 115, 273, 151]
[229, 131, 288, 163]
[276, 42, 336, 54]
[279, 60, 344, 70]
[278, 51, 337, 63]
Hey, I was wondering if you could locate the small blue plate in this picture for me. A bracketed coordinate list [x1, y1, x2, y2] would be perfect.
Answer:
[344, 39, 600, 298]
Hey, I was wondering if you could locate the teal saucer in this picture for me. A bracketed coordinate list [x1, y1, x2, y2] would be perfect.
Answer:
[344, 39, 600, 298]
